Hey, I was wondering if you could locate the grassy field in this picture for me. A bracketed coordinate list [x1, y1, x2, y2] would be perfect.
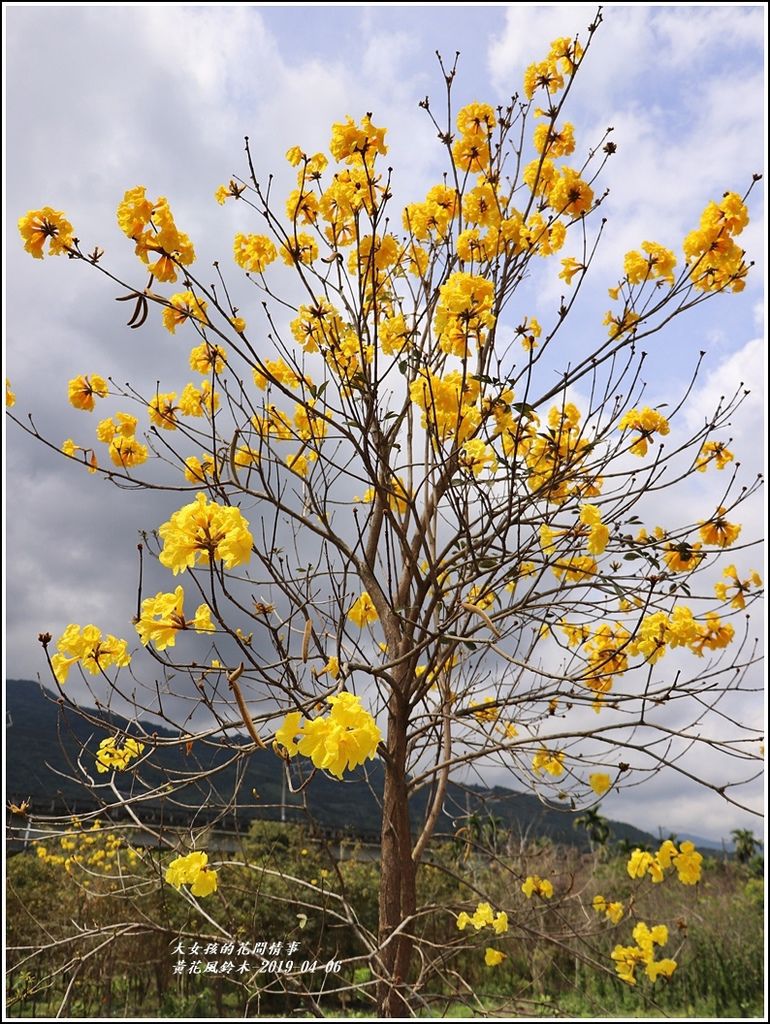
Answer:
[6, 821, 764, 1018]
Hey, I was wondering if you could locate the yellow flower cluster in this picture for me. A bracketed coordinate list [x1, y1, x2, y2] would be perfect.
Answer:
[593, 894, 624, 924]
[532, 748, 564, 777]
[214, 179, 245, 204]
[523, 36, 583, 100]
[603, 306, 640, 339]
[165, 850, 218, 898]
[273, 692, 382, 780]
[618, 407, 670, 456]
[184, 452, 217, 484]
[409, 369, 482, 445]
[469, 697, 499, 723]
[627, 839, 703, 886]
[148, 391, 179, 431]
[117, 187, 195, 283]
[575, 622, 630, 707]
[522, 875, 554, 899]
[699, 507, 741, 547]
[178, 380, 219, 418]
[403, 183, 459, 243]
[460, 438, 498, 477]
[456, 901, 508, 933]
[696, 439, 734, 472]
[346, 589, 378, 626]
[434, 272, 496, 358]
[330, 114, 387, 166]
[628, 607, 733, 664]
[589, 772, 612, 796]
[95, 735, 145, 773]
[233, 233, 278, 273]
[714, 564, 762, 610]
[281, 231, 319, 266]
[161, 291, 209, 334]
[189, 341, 226, 375]
[6, 378, 15, 408]
[135, 586, 214, 650]
[684, 192, 749, 293]
[50, 624, 131, 684]
[96, 411, 148, 468]
[452, 101, 495, 173]
[68, 374, 108, 412]
[612, 922, 677, 986]
[525, 403, 598, 504]
[484, 948, 506, 967]
[253, 358, 313, 392]
[35, 818, 138, 876]
[623, 241, 677, 287]
[579, 503, 609, 555]
[662, 541, 704, 573]
[534, 120, 575, 158]
[290, 298, 369, 386]
[158, 492, 253, 574]
[18, 207, 74, 258]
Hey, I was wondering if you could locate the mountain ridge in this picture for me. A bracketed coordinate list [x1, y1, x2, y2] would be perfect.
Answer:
[5, 677, 657, 849]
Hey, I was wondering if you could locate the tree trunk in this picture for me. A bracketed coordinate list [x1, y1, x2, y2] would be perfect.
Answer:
[377, 700, 417, 1016]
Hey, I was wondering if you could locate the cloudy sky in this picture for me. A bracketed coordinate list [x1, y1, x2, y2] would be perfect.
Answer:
[4, 4, 765, 841]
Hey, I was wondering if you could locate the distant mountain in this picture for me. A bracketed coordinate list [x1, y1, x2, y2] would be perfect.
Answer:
[5, 678, 656, 849]
[663, 831, 735, 852]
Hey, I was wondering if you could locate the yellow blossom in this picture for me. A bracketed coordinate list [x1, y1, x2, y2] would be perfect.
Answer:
[135, 586, 214, 650]
[559, 256, 584, 285]
[579, 503, 609, 555]
[533, 121, 575, 158]
[618, 407, 670, 456]
[348, 591, 379, 628]
[433, 272, 495, 357]
[281, 232, 319, 266]
[233, 233, 277, 273]
[532, 748, 564, 777]
[330, 114, 387, 165]
[696, 439, 734, 472]
[274, 711, 304, 756]
[165, 850, 218, 897]
[184, 453, 217, 484]
[456, 102, 496, 137]
[189, 342, 227, 375]
[589, 773, 611, 796]
[148, 392, 178, 430]
[320, 655, 340, 679]
[699, 507, 741, 547]
[593, 895, 624, 924]
[95, 735, 145, 773]
[158, 492, 253, 574]
[714, 564, 762, 610]
[123, 192, 195, 282]
[280, 692, 382, 779]
[522, 875, 554, 899]
[663, 541, 704, 573]
[161, 291, 208, 333]
[108, 436, 148, 469]
[68, 375, 108, 412]
[50, 624, 131, 684]
[623, 241, 677, 286]
[672, 840, 702, 885]
[484, 948, 506, 967]
[19, 207, 74, 258]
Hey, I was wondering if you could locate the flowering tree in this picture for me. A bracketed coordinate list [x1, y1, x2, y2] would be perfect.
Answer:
[8, 12, 763, 1017]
